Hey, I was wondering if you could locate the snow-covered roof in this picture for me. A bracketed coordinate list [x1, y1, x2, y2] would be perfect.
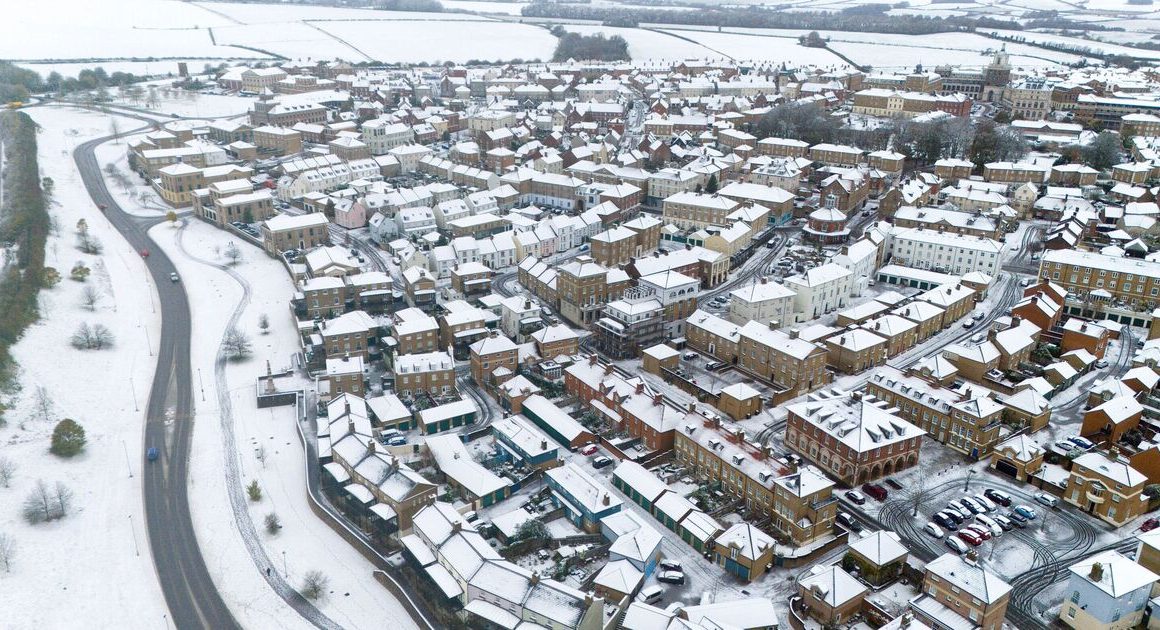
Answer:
[786, 390, 923, 454]
[848, 531, 908, 566]
[799, 566, 867, 607]
[925, 553, 1011, 604]
[1068, 550, 1158, 598]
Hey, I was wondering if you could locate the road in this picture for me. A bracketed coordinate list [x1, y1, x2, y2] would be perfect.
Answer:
[73, 122, 241, 628]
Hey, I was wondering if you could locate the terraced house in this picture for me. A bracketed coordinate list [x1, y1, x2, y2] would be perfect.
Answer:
[785, 390, 924, 484]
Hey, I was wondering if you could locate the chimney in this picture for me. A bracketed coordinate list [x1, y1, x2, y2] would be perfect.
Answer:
[1011, 315, 1022, 327]
[760, 277, 767, 284]
[602, 493, 611, 506]
[769, 320, 777, 331]
[687, 402, 696, 412]
[605, 364, 614, 376]
[525, 299, 531, 309]
[451, 520, 462, 533]
[530, 571, 540, 585]
[1090, 562, 1104, 582]
[588, 354, 598, 365]
[366, 439, 376, 455]
[653, 393, 662, 406]
[541, 439, 548, 450]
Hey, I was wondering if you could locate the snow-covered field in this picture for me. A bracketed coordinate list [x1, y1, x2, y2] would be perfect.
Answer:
[985, 28, 1160, 60]
[18, 59, 251, 80]
[656, 29, 854, 66]
[558, 24, 719, 60]
[0, 106, 167, 630]
[441, 0, 530, 15]
[319, 20, 559, 63]
[148, 217, 420, 630]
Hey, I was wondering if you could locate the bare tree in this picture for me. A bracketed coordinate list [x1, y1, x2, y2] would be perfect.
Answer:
[0, 457, 16, 488]
[910, 474, 931, 517]
[53, 482, 74, 517]
[223, 241, 242, 266]
[22, 480, 54, 524]
[109, 118, 121, 143]
[255, 445, 267, 468]
[77, 232, 103, 254]
[0, 532, 15, 573]
[34, 386, 53, 424]
[90, 324, 115, 349]
[80, 285, 102, 311]
[258, 313, 270, 335]
[301, 570, 329, 600]
[222, 327, 253, 361]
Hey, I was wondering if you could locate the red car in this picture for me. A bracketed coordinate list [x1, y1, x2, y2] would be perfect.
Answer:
[1142, 518, 1159, 532]
[964, 524, 992, 541]
[98, 203, 108, 211]
[862, 483, 888, 501]
[957, 530, 983, 546]
[580, 444, 598, 456]
[139, 249, 149, 258]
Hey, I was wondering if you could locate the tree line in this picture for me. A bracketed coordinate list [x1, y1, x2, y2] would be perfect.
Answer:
[523, 3, 1022, 35]
[551, 29, 631, 62]
[0, 111, 50, 421]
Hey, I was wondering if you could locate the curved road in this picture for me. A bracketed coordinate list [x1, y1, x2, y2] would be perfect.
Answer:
[73, 121, 240, 629]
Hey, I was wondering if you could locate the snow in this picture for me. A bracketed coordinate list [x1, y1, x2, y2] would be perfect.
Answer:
[148, 217, 419, 629]
[440, 0, 530, 15]
[984, 28, 1160, 61]
[18, 59, 252, 80]
[0, 105, 166, 629]
[107, 87, 254, 119]
[656, 29, 853, 67]
[317, 20, 558, 64]
[559, 24, 722, 61]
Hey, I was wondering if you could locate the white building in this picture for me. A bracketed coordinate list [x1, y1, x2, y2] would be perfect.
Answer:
[728, 278, 796, 326]
[361, 119, 414, 154]
[1061, 550, 1157, 630]
[784, 263, 854, 321]
[887, 227, 1003, 276]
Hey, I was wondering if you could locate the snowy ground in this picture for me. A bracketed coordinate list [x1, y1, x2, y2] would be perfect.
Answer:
[317, 20, 558, 64]
[148, 218, 420, 629]
[0, 106, 167, 629]
[94, 141, 174, 220]
[106, 85, 254, 119]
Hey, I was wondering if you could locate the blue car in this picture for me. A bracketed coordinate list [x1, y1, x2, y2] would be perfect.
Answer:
[1013, 505, 1038, 520]
[146, 447, 159, 462]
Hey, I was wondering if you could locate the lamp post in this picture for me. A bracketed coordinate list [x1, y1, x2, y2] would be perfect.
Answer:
[964, 469, 977, 491]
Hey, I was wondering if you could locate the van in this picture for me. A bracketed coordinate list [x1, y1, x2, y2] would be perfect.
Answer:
[640, 585, 663, 604]
[1034, 492, 1058, 508]
[388, 436, 407, 446]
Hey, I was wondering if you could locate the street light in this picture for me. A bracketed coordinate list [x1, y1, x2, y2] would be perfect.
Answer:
[964, 469, 977, 491]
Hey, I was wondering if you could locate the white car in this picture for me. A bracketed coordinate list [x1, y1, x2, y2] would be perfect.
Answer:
[975, 515, 1003, 537]
[945, 536, 970, 554]
[924, 522, 944, 538]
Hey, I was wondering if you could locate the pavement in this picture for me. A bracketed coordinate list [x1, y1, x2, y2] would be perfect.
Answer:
[72, 117, 241, 628]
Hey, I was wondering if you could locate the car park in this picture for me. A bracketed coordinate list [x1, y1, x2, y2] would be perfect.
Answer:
[984, 489, 1012, 506]
[946, 536, 970, 554]
[657, 571, 685, 585]
[845, 490, 866, 505]
[1034, 492, 1058, 508]
[924, 522, 944, 538]
[1013, 505, 1038, 520]
[837, 512, 862, 532]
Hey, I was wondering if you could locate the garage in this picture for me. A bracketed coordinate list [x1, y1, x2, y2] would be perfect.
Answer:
[994, 459, 1020, 479]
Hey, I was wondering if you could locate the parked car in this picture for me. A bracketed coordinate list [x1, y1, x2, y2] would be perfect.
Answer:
[962, 320, 974, 329]
[593, 456, 613, 469]
[1067, 436, 1095, 451]
[973, 311, 985, 321]
[1142, 518, 1160, 533]
[1007, 511, 1028, 527]
[580, 444, 599, 456]
[993, 515, 1015, 531]
[1013, 505, 1038, 520]
[845, 490, 867, 505]
[837, 512, 863, 533]
[984, 489, 1012, 507]
[1053, 440, 1077, 453]
[924, 522, 944, 538]
[961, 498, 987, 514]
[1095, 359, 1109, 369]
[964, 524, 992, 541]
[660, 560, 682, 572]
[956, 530, 983, 546]
[974, 494, 997, 511]
[862, 483, 888, 501]
[705, 361, 725, 371]
[934, 511, 959, 529]
[975, 515, 1002, 537]
[1034, 492, 1058, 508]
[970, 333, 986, 344]
[683, 352, 698, 361]
[657, 570, 685, 585]
[946, 536, 971, 554]
[946, 504, 972, 520]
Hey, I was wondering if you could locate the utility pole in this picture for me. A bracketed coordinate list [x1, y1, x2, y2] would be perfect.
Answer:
[964, 469, 976, 491]
[282, 550, 288, 578]
[122, 440, 133, 478]
[130, 376, 139, 412]
[129, 514, 140, 557]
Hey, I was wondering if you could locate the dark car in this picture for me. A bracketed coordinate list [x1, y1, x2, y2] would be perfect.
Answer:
[933, 512, 958, 530]
[1142, 518, 1160, 533]
[844, 490, 866, 505]
[837, 512, 863, 533]
[146, 447, 159, 462]
[984, 489, 1012, 507]
[862, 483, 888, 501]
[592, 456, 613, 469]
[657, 570, 685, 585]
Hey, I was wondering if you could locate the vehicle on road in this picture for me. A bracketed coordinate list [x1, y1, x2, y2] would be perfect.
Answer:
[580, 444, 599, 456]
[837, 512, 862, 533]
[973, 311, 985, 321]
[962, 320, 974, 329]
[845, 490, 866, 505]
[98, 203, 107, 211]
[924, 522, 944, 538]
[170, 272, 180, 282]
[1034, 492, 1058, 508]
[946, 536, 970, 554]
[984, 489, 1012, 506]
[147, 447, 159, 461]
[1013, 505, 1038, 520]
[140, 249, 149, 258]
[657, 570, 685, 585]
[1095, 359, 1109, 369]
